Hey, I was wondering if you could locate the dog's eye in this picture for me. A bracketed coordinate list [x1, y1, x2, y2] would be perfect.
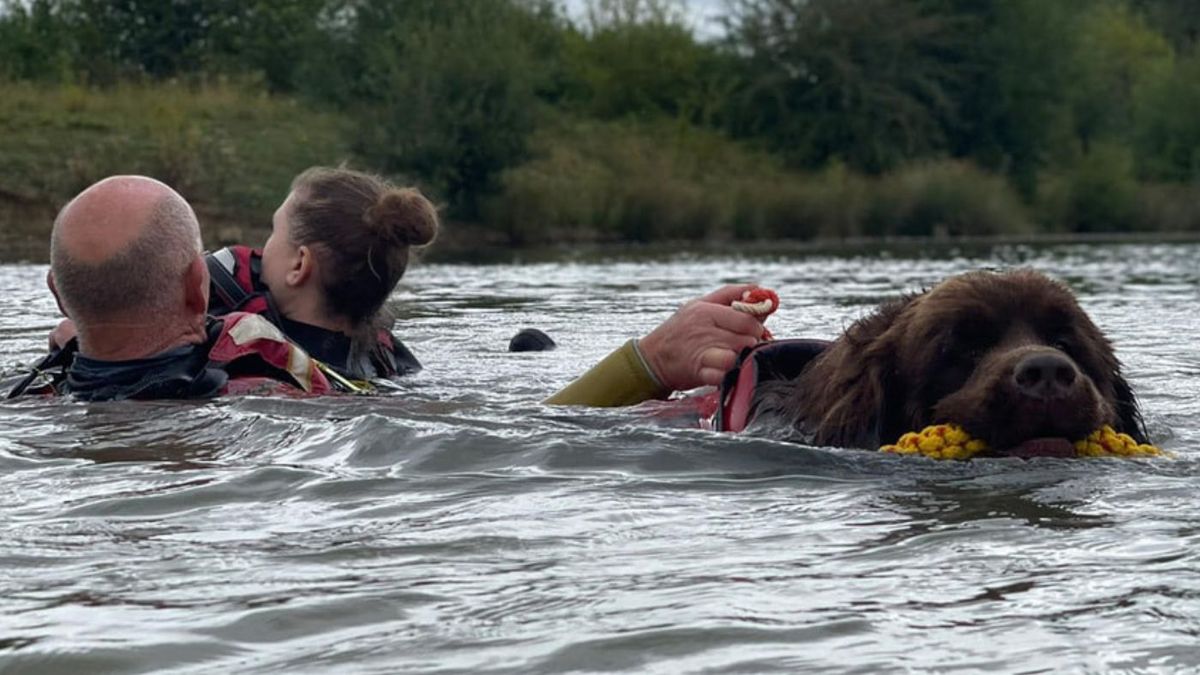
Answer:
[1046, 329, 1074, 352]
[941, 337, 985, 363]
[948, 322, 993, 359]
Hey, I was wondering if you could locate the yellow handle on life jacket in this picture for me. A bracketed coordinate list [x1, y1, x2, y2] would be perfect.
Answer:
[313, 359, 374, 395]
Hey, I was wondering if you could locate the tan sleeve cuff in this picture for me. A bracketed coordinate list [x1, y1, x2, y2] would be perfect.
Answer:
[544, 339, 671, 407]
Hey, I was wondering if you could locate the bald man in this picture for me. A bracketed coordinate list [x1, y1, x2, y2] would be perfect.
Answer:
[19, 175, 332, 400]
[49, 176, 210, 362]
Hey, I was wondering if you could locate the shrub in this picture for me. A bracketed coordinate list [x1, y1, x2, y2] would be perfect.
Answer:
[0, 80, 349, 238]
[865, 161, 1032, 237]
[1135, 183, 1200, 231]
[1039, 143, 1140, 233]
[485, 118, 799, 245]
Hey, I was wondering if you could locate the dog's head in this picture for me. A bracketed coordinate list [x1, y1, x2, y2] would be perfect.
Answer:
[768, 269, 1147, 456]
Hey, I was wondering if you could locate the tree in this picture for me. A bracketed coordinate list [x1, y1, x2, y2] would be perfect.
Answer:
[1070, 2, 1172, 154]
[1133, 0, 1200, 54]
[724, 0, 965, 173]
[1135, 54, 1200, 180]
[0, 0, 74, 82]
[338, 0, 557, 216]
[560, 7, 732, 123]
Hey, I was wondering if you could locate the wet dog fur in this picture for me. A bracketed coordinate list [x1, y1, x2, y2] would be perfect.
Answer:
[754, 269, 1148, 454]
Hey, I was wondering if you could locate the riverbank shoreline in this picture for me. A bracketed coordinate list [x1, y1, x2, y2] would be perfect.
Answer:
[6, 230, 1200, 266]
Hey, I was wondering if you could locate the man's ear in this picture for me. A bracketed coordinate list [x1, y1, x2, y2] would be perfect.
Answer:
[286, 244, 315, 287]
[47, 270, 69, 317]
[184, 256, 209, 315]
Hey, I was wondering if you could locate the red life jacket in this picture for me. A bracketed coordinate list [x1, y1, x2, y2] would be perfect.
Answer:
[212, 312, 333, 397]
[205, 245, 421, 381]
[206, 245, 275, 319]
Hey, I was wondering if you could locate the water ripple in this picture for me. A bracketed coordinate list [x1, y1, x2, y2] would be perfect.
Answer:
[1, 245, 1199, 672]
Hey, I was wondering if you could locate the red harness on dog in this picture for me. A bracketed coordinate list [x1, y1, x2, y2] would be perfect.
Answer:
[708, 339, 830, 432]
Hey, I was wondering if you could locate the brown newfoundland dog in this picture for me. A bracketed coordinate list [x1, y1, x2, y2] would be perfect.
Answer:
[753, 269, 1148, 457]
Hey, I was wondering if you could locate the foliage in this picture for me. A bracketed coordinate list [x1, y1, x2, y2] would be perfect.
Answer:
[322, 0, 556, 218]
[1071, 2, 1173, 153]
[0, 81, 349, 236]
[0, 0, 329, 88]
[724, 0, 965, 173]
[0, 0, 74, 82]
[946, 0, 1080, 197]
[1134, 0, 1200, 54]
[558, 2, 732, 124]
[2, 0, 1200, 242]
[1134, 54, 1200, 181]
[1039, 143, 1141, 233]
[486, 119, 1031, 245]
[1135, 183, 1200, 231]
[866, 162, 1032, 237]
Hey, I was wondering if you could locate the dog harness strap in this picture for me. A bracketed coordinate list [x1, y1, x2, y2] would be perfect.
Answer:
[713, 339, 831, 432]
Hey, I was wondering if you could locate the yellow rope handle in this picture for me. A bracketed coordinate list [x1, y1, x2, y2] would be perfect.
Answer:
[880, 424, 1165, 461]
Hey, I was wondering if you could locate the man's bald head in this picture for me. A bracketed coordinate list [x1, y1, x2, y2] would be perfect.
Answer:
[50, 176, 204, 324]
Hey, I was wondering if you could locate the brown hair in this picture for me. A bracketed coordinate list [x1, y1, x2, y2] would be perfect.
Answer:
[287, 166, 438, 328]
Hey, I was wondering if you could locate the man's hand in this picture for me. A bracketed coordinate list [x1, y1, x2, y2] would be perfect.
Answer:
[49, 319, 77, 351]
[638, 284, 766, 391]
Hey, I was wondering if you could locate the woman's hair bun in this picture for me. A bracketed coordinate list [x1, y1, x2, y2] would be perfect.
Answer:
[365, 187, 439, 247]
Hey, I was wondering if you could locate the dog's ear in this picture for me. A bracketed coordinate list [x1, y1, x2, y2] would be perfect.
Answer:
[1112, 369, 1149, 444]
[778, 294, 914, 449]
[811, 352, 900, 449]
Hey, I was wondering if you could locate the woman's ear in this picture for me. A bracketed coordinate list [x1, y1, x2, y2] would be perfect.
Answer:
[286, 244, 315, 287]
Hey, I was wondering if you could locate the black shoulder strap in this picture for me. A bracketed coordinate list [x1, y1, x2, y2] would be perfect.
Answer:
[5, 339, 78, 399]
[366, 332, 422, 378]
[205, 248, 250, 313]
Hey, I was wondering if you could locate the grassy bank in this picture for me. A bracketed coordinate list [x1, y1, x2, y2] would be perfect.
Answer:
[0, 81, 349, 245]
[2, 82, 1199, 254]
[484, 118, 1041, 245]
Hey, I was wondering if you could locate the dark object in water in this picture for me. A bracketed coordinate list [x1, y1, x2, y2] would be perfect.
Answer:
[509, 328, 556, 352]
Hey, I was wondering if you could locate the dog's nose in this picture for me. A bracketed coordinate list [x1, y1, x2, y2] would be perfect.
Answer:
[1013, 353, 1078, 399]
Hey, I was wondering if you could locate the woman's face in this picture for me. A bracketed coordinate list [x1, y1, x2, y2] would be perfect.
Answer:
[261, 191, 300, 297]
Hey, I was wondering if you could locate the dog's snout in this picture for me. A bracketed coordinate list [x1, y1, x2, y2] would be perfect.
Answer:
[1013, 352, 1078, 399]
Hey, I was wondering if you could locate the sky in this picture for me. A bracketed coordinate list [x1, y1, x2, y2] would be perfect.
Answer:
[561, 0, 730, 37]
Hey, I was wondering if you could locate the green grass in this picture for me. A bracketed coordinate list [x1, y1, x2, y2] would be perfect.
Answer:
[0, 81, 351, 242]
[3, 82, 1195, 254]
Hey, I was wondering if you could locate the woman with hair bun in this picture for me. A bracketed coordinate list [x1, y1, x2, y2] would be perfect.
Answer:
[206, 166, 439, 387]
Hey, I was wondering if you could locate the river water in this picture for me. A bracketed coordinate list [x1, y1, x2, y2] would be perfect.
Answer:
[1, 242, 1198, 673]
